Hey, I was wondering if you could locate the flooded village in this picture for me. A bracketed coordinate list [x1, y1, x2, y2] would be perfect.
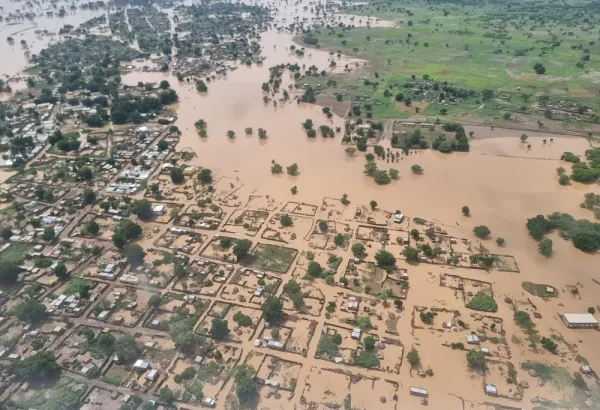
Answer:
[0, 0, 600, 410]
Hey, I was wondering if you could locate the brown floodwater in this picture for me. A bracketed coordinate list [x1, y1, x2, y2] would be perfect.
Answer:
[3, 0, 600, 407]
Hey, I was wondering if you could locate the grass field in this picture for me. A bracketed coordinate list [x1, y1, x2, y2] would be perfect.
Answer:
[300, 0, 600, 126]
[0, 242, 33, 264]
[249, 244, 298, 272]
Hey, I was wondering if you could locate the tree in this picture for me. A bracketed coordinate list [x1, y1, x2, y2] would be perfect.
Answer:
[496, 238, 505, 246]
[11, 351, 59, 381]
[227, 130, 235, 138]
[407, 347, 420, 367]
[158, 140, 169, 151]
[85, 221, 100, 235]
[410, 229, 420, 239]
[54, 263, 68, 280]
[112, 232, 126, 249]
[389, 169, 399, 180]
[334, 233, 346, 247]
[198, 168, 213, 184]
[533, 62, 546, 74]
[83, 188, 96, 204]
[170, 167, 185, 183]
[280, 214, 293, 227]
[369, 200, 378, 210]
[132, 199, 153, 221]
[159, 80, 170, 89]
[364, 336, 376, 350]
[0, 227, 13, 240]
[210, 319, 230, 340]
[526, 215, 553, 240]
[160, 387, 175, 404]
[233, 239, 252, 262]
[78, 167, 93, 181]
[462, 206, 470, 216]
[148, 294, 162, 308]
[559, 174, 570, 185]
[352, 242, 365, 258]
[539, 238, 553, 257]
[271, 163, 282, 174]
[271, 328, 280, 339]
[115, 335, 137, 362]
[42, 227, 55, 242]
[196, 80, 208, 92]
[124, 244, 146, 266]
[466, 350, 486, 370]
[411, 164, 423, 174]
[286, 163, 299, 175]
[375, 250, 396, 271]
[0, 261, 20, 284]
[233, 364, 257, 403]
[307, 261, 323, 277]
[345, 147, 356, 156]
[262, 296, 283, 323]
[473, 225, 491, 238]
[403, 247, 419, 261]
[520, 134, 528, 142]
[12, 300, 46, 323]
[318, 220, 328, 232]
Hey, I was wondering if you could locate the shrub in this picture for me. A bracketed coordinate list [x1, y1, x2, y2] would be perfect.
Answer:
[466, 291, 498, 312]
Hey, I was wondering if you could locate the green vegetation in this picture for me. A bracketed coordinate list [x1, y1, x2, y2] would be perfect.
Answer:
[250, 244, 296, 272]
[10, 351, 60, 381]
[374, 250, 396, 271]
[466, 350, 486, 371]
[473, 225, 491, 239]
[420, 311, 434, 324]
[317, 334, 340, 358]
[466, 291, 498, 312]
[462, 206, 470, 216]
[210, 319, 230, 340]
[527, 212, 600, 252]
[354, 350, 380, 368]
[262, 296, 284, 323]
[406, 347, 420, 367]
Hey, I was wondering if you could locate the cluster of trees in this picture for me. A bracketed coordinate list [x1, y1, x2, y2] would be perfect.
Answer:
[433, 123, 470, 152]
[284, 279, 304, 310]
[566, 148, 600, 183]
[527, 212, 600, 252]
[112, 219, 143, 249]
[49, 130, 81, 152]
[110, 90, 178, 124]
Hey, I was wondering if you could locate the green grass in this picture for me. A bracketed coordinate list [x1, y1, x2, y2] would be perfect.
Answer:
[0, 242, 33, 264]
[521, 361, 574, 389]
[249, 244, 297, 272]
[301, 0, 600, 122]
[521, 281, 559, 298]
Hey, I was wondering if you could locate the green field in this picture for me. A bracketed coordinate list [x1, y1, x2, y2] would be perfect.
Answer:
[0, 242, 33, 264]
[300, 0, 600, 126]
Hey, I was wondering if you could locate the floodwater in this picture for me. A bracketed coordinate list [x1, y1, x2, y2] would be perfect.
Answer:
[3, 0, 600, 408]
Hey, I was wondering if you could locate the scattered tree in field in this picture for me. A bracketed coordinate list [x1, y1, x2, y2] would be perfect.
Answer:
[227, 130, 235, 139]
[124, 244, 146, 266]
[364, 336, 376, 350]
[196, 80, 208, 92]
[496, 237, 505, 246]
[233, 364, 257, 403]
[54, 263, 68, 279]
[369, 200, 377, 210]
[345, 147, 356, 156]
[258, 128, 267, 138]
[389, 169, 399, 179]
[473, 225, 491, 238]
[271, 163, 283, 174]
[341, 194, 350, 205]
[291, 186, 298, 194]
[411, 164, 423, 174]
[533, 63, 546, 74]
[559, 174, 570, 185]
[287, 163, 299, 175]
[541, 337, 558, 353]
[462, 206, 470, 216]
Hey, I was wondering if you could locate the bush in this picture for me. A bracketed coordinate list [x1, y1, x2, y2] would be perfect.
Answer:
[351, 242, 365, 258]
[411, 164, 423, 174]
[451, 342, 465, 350]
[539, 238, 553, 256]
[280, 214, 293, 227]
[420, 311, 434, 324]
[541, 337, 558, 353]
[354, 350, 380, 368]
